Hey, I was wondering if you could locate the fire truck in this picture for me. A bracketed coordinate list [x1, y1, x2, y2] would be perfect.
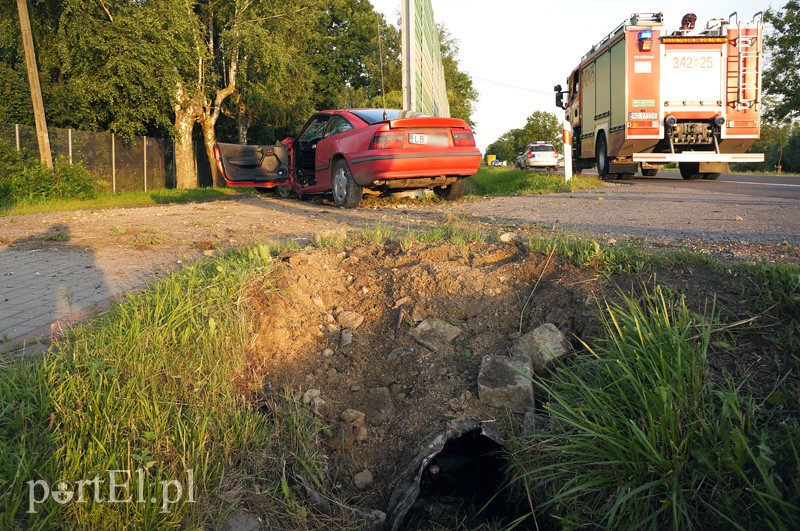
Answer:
[555, 12, 764, 180]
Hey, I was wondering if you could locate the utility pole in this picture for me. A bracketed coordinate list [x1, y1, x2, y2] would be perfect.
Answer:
[16, 0, 52, 169]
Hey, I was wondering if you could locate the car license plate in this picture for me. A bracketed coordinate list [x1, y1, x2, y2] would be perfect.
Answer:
[408, 133, 448, 146]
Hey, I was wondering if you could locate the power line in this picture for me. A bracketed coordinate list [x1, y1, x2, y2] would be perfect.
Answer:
[472, 76, 553, 96]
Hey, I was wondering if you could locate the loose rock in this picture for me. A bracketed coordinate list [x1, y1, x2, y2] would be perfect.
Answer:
[353, 470, 374, 490]
[302, 389, 321, 406]
[341, 329, 354, 346]
[511, 323, 571, 374]
[337, 310, 365, 329]
[388, 347, 414, 360]
[477, 355, 534, 413]
[341, 408, 366, 426]
[409, 318, 462, 351]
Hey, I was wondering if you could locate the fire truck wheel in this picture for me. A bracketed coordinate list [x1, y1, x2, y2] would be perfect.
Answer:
[679, 162, 702, 180]
[641, 168, 658, 177]
[702, 173, 721, 180]
[596, 133, 610, 179]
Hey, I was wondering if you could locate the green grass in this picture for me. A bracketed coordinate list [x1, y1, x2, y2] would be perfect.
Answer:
[466, 166, 603, 197]
[1, 188, 233, 217]
[510, 286, 800, 529]
[360, 223, 396, 246]
[400, 222, 487, 253]
[313, 230, 350, 248]
[525, 229, 725, 276]
[42, 227, 71, 242]
[0, 244, 353, 528]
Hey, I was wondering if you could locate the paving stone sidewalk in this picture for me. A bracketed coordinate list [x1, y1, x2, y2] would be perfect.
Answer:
[0, 245, 145, 351]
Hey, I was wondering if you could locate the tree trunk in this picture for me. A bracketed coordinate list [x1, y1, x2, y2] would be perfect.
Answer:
[201, 57, 237, 187]
[174, 107, 198, 189]
[201, 115, 226, 188]
[174, 83, 203, 189]
[236, 97, 249, 144]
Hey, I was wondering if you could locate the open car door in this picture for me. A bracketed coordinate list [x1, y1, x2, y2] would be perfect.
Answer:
[213, 142, 290, 186]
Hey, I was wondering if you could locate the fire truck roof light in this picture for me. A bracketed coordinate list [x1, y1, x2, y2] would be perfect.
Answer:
[661, 36, 728, 44]
[638, 30, 653, 40]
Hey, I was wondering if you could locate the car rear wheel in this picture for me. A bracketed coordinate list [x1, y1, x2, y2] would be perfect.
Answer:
[433, 179, 466, 201]
[331, 159, 362, 208]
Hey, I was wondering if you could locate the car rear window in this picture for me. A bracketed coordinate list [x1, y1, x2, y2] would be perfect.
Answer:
[529, 145, 554, 152]
[350, 109, 425, 125]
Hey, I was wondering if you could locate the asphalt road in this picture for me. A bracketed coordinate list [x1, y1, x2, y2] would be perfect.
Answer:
[455, 168, 800, 252]
[592, 170, 800, 200]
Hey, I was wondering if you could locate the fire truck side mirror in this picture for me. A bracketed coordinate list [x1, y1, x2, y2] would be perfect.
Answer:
[554, 84, 563, 92]
[555, 91, 565, 109]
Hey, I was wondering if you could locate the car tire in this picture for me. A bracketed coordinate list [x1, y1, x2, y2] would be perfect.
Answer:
[275, 185, 292, 198]
[679, 162, 702, 180]
[596, 132, 610, 180]
[433, 179, 466, 201]
[331, 159, 362, 208]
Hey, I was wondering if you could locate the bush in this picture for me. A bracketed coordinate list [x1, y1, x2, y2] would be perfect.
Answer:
[0, 140, 96, 206]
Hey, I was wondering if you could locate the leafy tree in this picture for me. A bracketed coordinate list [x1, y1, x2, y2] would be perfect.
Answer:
[308, 0, 387, 110]
[169, 0, 325, 188]
[486, 111, 562, 162]
[763, 1, 800, 122]
[54, 0, 186, 139]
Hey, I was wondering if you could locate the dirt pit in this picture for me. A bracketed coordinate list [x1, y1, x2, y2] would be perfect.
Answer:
[242, 238, 789, 528]
[244, 239, 606, 527]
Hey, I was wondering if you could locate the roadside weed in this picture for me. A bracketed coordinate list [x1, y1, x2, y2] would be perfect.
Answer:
[360, 223, 395, 246]
[510, 286, 800, 529]
[0, 244, 353, 528]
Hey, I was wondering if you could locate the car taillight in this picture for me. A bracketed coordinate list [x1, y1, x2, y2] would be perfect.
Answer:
[369, 132, 405, 150]
[527, 151, 533, 158]
[451, 129, 475, 147]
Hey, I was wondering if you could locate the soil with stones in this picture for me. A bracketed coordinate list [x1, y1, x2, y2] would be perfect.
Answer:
[242, 238, 792, 528]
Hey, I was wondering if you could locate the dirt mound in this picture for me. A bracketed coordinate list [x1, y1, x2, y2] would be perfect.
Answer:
[246, 240, 604, 522]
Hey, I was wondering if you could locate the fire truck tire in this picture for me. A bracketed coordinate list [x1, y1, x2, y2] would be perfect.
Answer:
[596, 133, 610, 179]
[679, 162, 702, 180]
[641, 168, 658, 177]
[702, 173, 721, 180]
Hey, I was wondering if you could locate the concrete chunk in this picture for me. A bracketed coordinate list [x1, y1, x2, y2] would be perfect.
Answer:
[511, 323, 571, 374]
[477, 354, 534, 412]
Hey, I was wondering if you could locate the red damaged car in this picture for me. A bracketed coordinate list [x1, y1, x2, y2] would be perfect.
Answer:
[213, 108, 481, 208]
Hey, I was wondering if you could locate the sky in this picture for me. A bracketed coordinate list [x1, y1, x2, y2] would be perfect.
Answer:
[369, 0, 782, 154]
